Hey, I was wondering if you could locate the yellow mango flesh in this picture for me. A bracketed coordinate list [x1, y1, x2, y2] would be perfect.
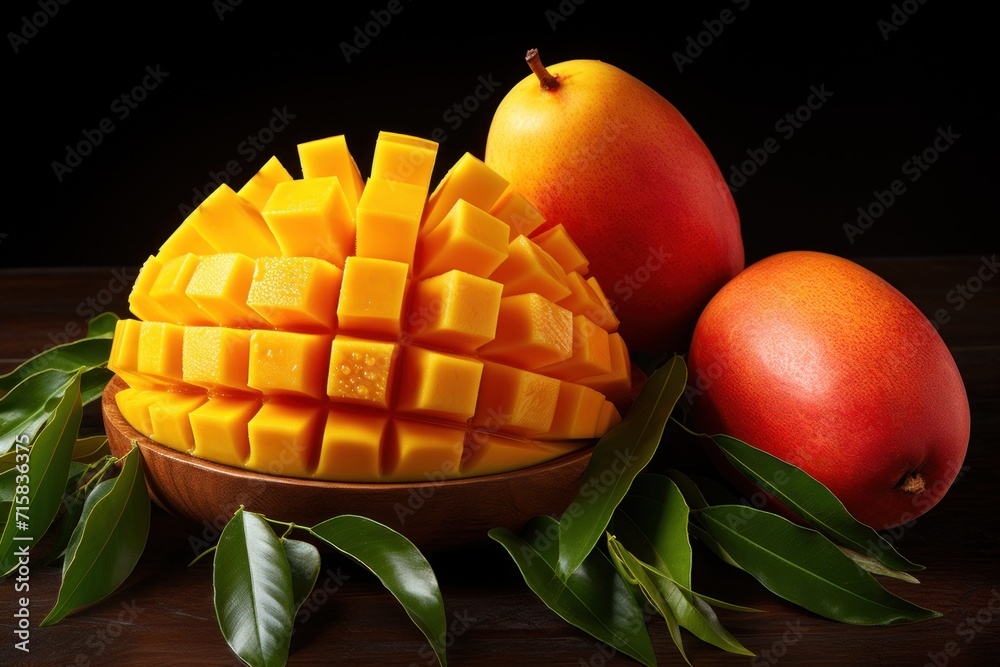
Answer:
[113, 133, 634, 483]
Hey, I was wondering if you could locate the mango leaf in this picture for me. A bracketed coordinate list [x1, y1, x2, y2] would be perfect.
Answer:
[80, 368, 115, 406]
[558, 354, 688, 576]
[613, 473, 692, 588]
[213, 508, 294, 667]
[0, 374, 82, 575]
[43, 460, 109, 566]
[310, 515, 448, 667]
[608, 536, 754, 659]
[490, 516, 656, 667]
[0, 368, 79, 455]
[72, 436, 112, 464]
[41, 444, 150, 625]
[606, 536, 689, 664]
[281, 537, 321, 614]
[696, 505, 940, 625]
[837, 545, 920, 584]
[85, 312, 121, 338]
[705, 433, 923, 572]
[0, 338, 113, 395]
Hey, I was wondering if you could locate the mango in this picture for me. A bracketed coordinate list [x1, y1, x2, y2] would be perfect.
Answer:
[485, 50, 744, 354]
[110, 132, 631, 483]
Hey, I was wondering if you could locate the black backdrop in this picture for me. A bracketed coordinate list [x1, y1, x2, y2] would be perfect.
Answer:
[3, 1, 995, 269]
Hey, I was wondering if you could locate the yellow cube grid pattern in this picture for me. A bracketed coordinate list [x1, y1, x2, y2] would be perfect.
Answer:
[110, 132, 631, 483]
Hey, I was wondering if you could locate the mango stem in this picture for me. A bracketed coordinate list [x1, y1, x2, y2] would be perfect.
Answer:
[525, 48, 560, 91]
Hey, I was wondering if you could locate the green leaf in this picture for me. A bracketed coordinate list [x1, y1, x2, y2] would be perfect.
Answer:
[72, 436, 112, 464]
[558, 354, 688, 576]
[281, 537, 321, 614]
[490, 516, 656, 667]
[706, 433, 923, 572]
[614, 473, 692, 588]
[213, 509, 294, 667]
[41, 444, 150, 625]
[609, 536, 755, 659]
[0, 337, 113, 394]
[606, 536, 689, 664]
[0, 373, 82, 574]
[836, 545, 920, 584]
[80, 368, 114, 406]
[696, 505, 940, 625]
[85, 312, 121, 338]
[310, 515, 448, 667]
[0, 368, 78, 455]
[43, 460, 110, 566]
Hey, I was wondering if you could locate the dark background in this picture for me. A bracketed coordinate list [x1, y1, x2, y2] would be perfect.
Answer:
[2, 1, 994, 269]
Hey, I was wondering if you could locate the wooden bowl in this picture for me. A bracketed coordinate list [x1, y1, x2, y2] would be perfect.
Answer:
[102, 376, 594, 551]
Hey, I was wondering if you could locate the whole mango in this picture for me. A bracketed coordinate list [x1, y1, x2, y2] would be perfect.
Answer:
[485, 49, 744, 353]
[687, 250, 970, 530]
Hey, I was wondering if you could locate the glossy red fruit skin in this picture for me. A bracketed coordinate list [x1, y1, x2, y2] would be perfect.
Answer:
[686, 251, 970, 530]
[485, 58, 744, 354]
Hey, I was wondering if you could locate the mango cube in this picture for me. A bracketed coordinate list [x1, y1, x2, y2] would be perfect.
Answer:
[157, 214, 217, 261]
[137, 321, 185, 383]
[262, 176, 356, 267]
[397, 346, 484, 422]
[477, 293, 574, 370]
[383, 419, 465, 482]
[182, 326, 255, 393]
[336, 257, 409, 337]
[189, 397, 260, 467]
[315, 408, 388, 481]
[248, 330, 333, 399]
[407, 270, 503, 352]
[416, 199, 510, 280]
[246, 257, 342, 331]
[247, 401, 323, 478]
[489, 236, 571, 303]
[355, 178, 425, 268]
[192, 184, 281, 257]
[297, 135, 366, 213]
[327, 335, 399, 409]
[148, 254, 214, 325]
[489, 186, 546, 240]
[238, 155, 293, 210]
[532, 224, 589, 275]
[148, 392, 207, 452]
[185, 253, 269, 328]
[420, 152, 509, 238]
[472, 361, 560, 437]
[370, 131, 438, 190]
[128, 256, 175, 322]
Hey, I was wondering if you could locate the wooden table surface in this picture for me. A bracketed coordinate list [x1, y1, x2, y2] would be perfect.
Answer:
[1, 256, 998, 667]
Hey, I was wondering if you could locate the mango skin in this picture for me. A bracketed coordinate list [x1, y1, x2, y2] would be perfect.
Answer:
[687, 251, 970, 530]
[485, 57, 743, 354]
